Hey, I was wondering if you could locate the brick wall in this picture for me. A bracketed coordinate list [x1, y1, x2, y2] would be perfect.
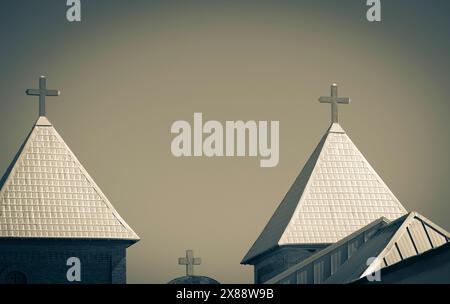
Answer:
[0, 239, 132, 284]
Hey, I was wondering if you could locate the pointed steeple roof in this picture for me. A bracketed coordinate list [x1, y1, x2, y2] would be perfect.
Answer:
[242, 122, 407, 263]
[0, 116, 139, 240]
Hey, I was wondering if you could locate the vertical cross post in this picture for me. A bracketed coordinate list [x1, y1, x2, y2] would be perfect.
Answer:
[318, 83, 350, 124]
[26, 76, 60, 117]
[178, 250, 201, 276]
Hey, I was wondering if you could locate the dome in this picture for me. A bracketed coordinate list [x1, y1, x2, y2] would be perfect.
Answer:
[168, 275, 220, 284]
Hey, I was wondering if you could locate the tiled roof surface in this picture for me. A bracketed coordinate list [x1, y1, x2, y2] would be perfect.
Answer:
[242, 123, 407, 263]
[0, 117, 139, 240]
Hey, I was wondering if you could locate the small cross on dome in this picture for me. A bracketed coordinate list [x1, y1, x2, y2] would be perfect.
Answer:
[178, 250, 201, 276]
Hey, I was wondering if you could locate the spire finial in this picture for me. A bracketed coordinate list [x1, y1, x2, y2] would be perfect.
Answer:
[26, 76, 60, 117]
[319, 83, 350, 123]
[178, 250, 201, 276]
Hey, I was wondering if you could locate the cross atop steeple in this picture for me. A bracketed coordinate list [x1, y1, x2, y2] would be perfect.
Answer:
[319, 83, 350, 124]
[26, 76, 60, 117]
[178, 250, 201, 276]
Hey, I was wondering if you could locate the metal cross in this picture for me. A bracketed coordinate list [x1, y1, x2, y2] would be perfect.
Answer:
[318, 83, 350, 123]
[26, 76, 60, 117]
[178, 250, 201, 276]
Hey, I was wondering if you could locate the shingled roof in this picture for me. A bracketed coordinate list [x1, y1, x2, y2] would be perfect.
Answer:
[0, 116, 139, 241]
[242, 123, 407, 264]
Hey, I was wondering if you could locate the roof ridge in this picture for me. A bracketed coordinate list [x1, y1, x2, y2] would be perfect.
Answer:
[359, 212, 415, 278]
[278, 128, 334, 244]
[357, 211, 450, 280]
[50, 125, 139, 240]
[0, 123, 36, 192]
[412, 211, 450, 239]
[241, 129, 329, 264]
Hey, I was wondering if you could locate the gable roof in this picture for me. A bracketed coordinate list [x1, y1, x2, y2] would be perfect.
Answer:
[0, 116, 139, 241]
[265, 212, 449, 284]
[242, 123, 407, 264]
[327, 211, 449, 283]
[265, 216, 391, 283]
[352, 242, 450, 284]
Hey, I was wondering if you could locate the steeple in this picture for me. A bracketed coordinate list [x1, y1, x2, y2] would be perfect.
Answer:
[0, 77, 139, 240]
[242, 85, 407, 265]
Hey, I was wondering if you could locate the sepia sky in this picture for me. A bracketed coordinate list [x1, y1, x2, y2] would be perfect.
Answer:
[0, 0, 449, 283]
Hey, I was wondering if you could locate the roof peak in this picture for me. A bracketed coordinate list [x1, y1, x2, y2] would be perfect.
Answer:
[328, 122, 345, 134]
[35, 116, 52, 126]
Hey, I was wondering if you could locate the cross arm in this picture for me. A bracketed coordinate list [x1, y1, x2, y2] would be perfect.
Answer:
[193, 258, 202, 265]
[319, 97, 351, 104]
[336, 97, 350, 104]
[26, 89, 40, 96]
[25, 89, 60, 96]
[319, 96, 333, 103]
[45, 89, 61, 96]
[178, 257, 188, 265]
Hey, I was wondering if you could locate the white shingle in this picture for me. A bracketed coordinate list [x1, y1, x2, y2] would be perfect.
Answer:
[242, 123, 407, 263]
[0, 117, 139, 241]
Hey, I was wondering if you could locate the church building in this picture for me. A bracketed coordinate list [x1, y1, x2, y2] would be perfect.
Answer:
[0, 76, 139, 284]
[241, 84, 449, 284]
